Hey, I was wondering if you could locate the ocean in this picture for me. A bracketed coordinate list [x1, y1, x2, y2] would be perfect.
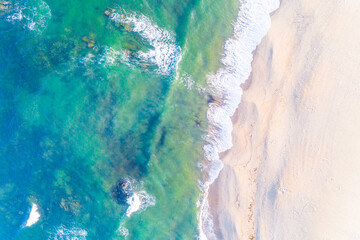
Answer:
[0, 0, 240, 239]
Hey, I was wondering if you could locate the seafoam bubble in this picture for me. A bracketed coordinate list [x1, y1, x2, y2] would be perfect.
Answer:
[198, 0, 280, 239]
[114, 180, 156, 239]
[125, 180, 156, 217]
[109, 9, 181, 75]
[25, 203, 40, 227]
[98, 46, 122, 66]
[48, 225, 87, 240]
[6, 0, 51, 34]
[79, 46, 130, 68]
[179, 73, 195, 90]
[79, 53, 96, 65]
[117, 223, 129, 239]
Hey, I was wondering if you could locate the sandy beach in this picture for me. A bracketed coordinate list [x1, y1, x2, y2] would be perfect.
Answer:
[209, 0, 360, 239]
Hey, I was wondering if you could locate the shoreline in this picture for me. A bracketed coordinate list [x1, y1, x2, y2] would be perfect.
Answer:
[208, 0, 360, 239]
[199, 0, 279, 238]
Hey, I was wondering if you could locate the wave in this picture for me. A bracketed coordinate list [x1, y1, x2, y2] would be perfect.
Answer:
[108, 9, 181, 75]
[6, 0, 51, 34]
[198, 0, 280, 239]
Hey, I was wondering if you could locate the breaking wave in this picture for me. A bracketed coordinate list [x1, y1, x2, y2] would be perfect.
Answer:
[109, 8, 181, 75]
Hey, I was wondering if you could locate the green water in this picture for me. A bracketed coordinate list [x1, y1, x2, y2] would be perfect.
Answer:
[0, 0, 238, 239]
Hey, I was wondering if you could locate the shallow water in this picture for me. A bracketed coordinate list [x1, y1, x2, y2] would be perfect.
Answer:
[0, 0, 238, 239]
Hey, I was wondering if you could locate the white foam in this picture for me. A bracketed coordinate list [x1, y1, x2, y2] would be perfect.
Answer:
[49, 225, 88, 240]
[79, 46, 131, 68]
[6, 0, 51, 33]
[117, 223, 129, 239]
[198, 0, 280, 239]
[82, 10, 181, 73]
[98, 46, 122, 66]
[110, 182, 156, 240]
[113, 180, 155, 238]
[109, 9, 181, 75]
[25, 203, 40, 227]
[179, 73, 195, 90]
[126, 192, 141, 217]
[79, 53, 96, 64]
[126, 189, 156, 217]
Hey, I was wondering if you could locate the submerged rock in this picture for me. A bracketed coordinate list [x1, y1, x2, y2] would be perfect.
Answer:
[111, 178, 133, 205]
[207, 94, 218, 104]
[60, 197, 81, 213]
[0, 1, 11, 13]
[104, 8, 115, 17]
[123, 49, 132, 58]
[104, 8, 131, 32]
[104, 10, 111, 16]
[87, 42, 94, 48]
[124, 41, 137, 51]
[81, 36, 95, 48]
[124, 24, 132, 32]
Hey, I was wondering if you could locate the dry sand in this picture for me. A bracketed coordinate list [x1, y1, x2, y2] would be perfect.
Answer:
[209, 0, 360, 239]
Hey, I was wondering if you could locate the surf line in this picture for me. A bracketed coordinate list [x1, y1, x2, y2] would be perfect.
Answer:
[198, 0, 280, 239]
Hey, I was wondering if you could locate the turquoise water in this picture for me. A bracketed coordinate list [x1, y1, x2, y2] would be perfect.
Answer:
[0, 0, 238, 239]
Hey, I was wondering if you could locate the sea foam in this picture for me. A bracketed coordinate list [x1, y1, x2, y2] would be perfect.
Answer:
[109, 9, 181, 75]
[6, 0, 51, 34]
[126, 189, 156, 217]
[25, 203, 40, 227]
[198, 0, 280, 239]
[49, 225, 88, 240]
[116, 180, 156, 239]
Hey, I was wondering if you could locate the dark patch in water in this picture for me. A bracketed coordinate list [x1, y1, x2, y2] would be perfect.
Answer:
[173, 0, 200, 45]
[157, 127, 167, 149]
[111, 178, 133, 205]
[123, 112, 161, 177]
[207, 94, 215, 104]
[194, 114, 202, 127]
